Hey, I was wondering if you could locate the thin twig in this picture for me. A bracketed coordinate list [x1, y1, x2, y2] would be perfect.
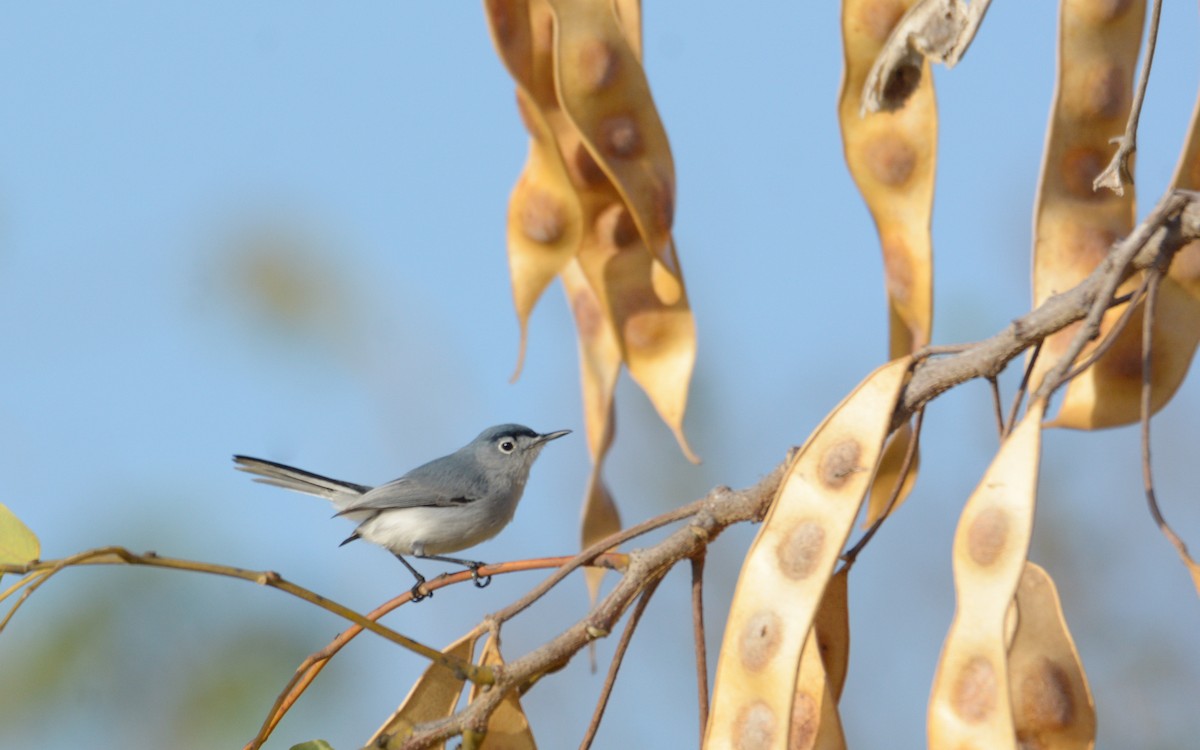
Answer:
[1003, 341, 1042, 436]
[246, 553, 627, 750]
[578, 574, 664, 750]
[1056, 270, 1151, 387]
[1038, 192, 1188, 403]
[841, 408, 925, 567]
[1139, 271, 1197, 566]
[689, 552, 710, 737]
[0, 547, 486, 683]
[895, 190, 1200, 430]
[986, 376, 1005, 440]
[399, 467, 790, 749]
[493, 503, 701, 625]
[1094, 0, 1163, 195]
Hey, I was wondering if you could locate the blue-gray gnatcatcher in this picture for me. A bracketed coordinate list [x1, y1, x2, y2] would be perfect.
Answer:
[233, 424, 570, 601]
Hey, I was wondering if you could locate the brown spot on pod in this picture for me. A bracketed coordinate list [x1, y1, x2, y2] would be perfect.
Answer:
[864, 132, 917, 186]
[966, 506, 1008, 567]
[777, 520, 826, 581]
[519, 188, 566, 244]
[569, 142, 608, 188]
[577, 38, 619, 91]
[595, 202, 638, 248]
[1015, 658, 1075, 731]
[600, 114, 643, 158]
[789, 690, 819, 750]
[570, 286, 603, 341]
[733, 700, 776, 750]
[819, 439, 862, 489]
[1077, 62, 1127, 121]
[738, 609, 782, 672]
[1059, 147, 1107, 200]
[952, 655, 998, 722]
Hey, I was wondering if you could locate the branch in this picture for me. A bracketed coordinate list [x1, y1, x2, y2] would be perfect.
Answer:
[893, 189, 1200, 429]
[0, 547, 488, 683]
[394, 190, 1200, 748]
[395, 470, 788, 749]
[861, 0, 993, 114]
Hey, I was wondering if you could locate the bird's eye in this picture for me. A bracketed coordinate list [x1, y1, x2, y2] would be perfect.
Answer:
[498, 439, 516, 454]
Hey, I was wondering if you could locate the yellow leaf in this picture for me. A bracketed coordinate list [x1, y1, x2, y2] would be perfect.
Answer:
[0, 503, 40, 571]
[1030, 0, 1147, 427]
[704, 357, 910, 749]
[927, 399, 1047, 750]
[469, 635, 537, 749]
[370, 631, 480, 749]
[1008, 562, 1096, 749]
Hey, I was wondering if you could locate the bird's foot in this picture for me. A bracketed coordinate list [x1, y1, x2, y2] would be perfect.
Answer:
[467, 562, 492, 589]
[409, 578, 432, 602]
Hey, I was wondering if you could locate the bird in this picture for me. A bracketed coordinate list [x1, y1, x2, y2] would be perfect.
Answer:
[233, 424, 570, 601]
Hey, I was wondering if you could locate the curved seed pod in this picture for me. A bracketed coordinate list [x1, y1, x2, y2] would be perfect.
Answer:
[927, 399, 1046, 750]
[839, 0, 935, 523]
[1008, 562, 1096, 750]
[1051, 82, 1200, 428]
[545, 0, 680, 276]
[467, 635, 537, 749]
[562, 260, 623, 605]
[368, 631, 480, 748]
[704, 358, 910, 749]
[790, 629, 848, 750]
[1029, 0, 1146, 426]
[505, 99, 586, 379]
[485, 1, 584, 379]
[575, 201, 699, 462]
[813, 567, 851, 702]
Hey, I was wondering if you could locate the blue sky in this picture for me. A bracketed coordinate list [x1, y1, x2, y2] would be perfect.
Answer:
[1, 3, 1198, 748]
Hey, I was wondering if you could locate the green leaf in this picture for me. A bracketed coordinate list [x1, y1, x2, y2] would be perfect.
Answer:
[0, 503, 39, 574]
[289, 741, 334, 750]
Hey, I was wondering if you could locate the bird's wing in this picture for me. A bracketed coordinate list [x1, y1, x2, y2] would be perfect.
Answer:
[333, 473, 483, 515]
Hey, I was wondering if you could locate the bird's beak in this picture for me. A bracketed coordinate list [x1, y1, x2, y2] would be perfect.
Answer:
[536, 429, 572, 444]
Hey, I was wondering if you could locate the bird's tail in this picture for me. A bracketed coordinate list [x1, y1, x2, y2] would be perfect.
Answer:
[233, 455, 369, 511]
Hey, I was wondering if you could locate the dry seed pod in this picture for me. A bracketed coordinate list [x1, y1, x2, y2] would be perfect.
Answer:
[1030, 0, 1146, 424]
[506, 114, 586, 378]
[704, 358, 911, 749]
[839, 0, 935, 522]
[813, 566, 851, 702]
[545, 0, 680, 276]
[574, 209, 699, 462]
[368, 631, 480, 748]
[927, 399, 1047, 750]
[1050, 83, 1200, 428]
[467, 635, 538, 749]
[790, 629, 848, 750]
[562, 259, 623, 603]
[1008, 562, 1096, 749]
[485, 1, 585, 378]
